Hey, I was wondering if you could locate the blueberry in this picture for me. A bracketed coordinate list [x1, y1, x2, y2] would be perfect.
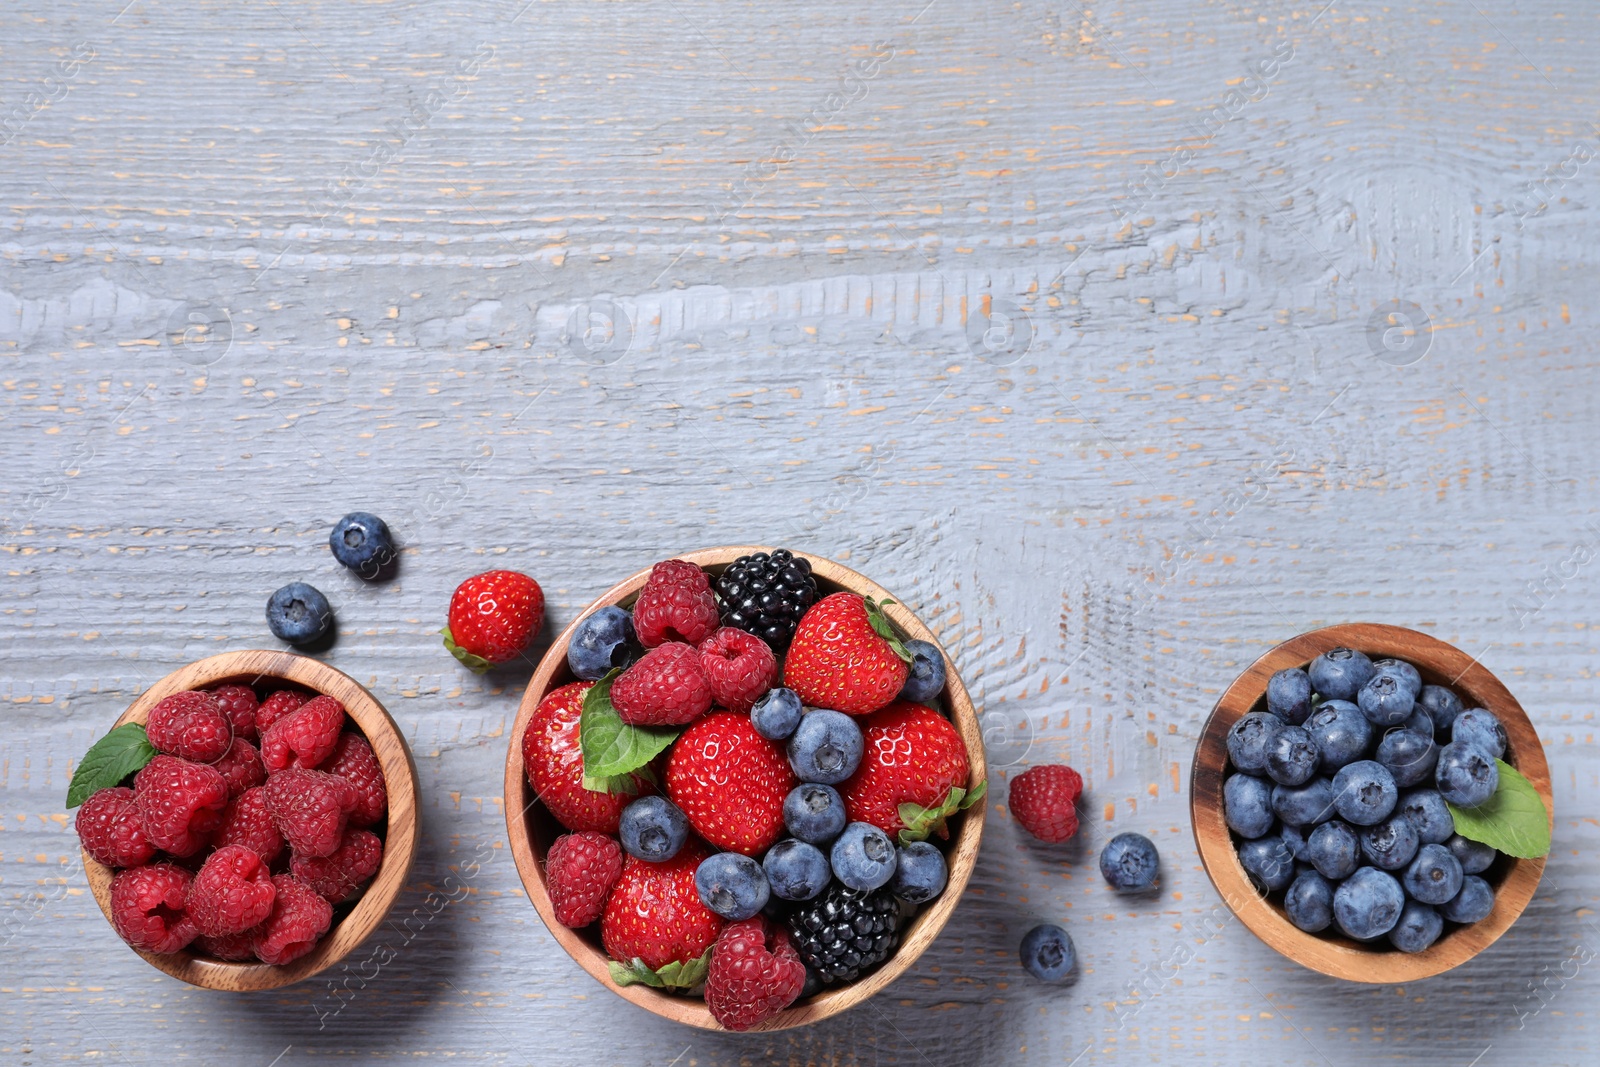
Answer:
[695, 852, 770, 920]
[1439, 874, 1495, 924]
[1265, 725, 1319, 786]
[830, 822, 898, 891]
[891, 841, 948, 903]
[1388, 900, 1444, 953]
[617, 795, 689, 862]
[897, 639, 947, 704]
[1376, 728, 1438, 788]
[1267, 668, 1314, 725]
[1305, 700, 1372, 771]
[328, 512, 396, 575]
[1359, 815, 1420, 871]
[1452, 708, 1507, 760]
[1099, 832, 1160, 893]
[1332, 866, 1405, 940]
[1237, 837, 1295, 893]
[751, 687, 804, 740]
[784, 783, 848, 845]
[1331, 760, 1397, 826]
[567, 606, 637, 681]
[1305, 819, 1361, 879]
[1019, 923, 1076, 982]
[788, 709, 864, 785]
[1271, 776, 1337, 827]
[1280, 823, 1308, 860]
[1226, 712, 1282, 773]
[1446, 833, 1497, 875]
[1308, 647, 1376, 702]
[763, 839, 831, 901]
[1284, 870, 1334, 932]
[1371, 658, 1423, 698]
[1403, 842, 1464, 905]
[1357, 673, 1415, 727]
[266, 582, 333, 644]
[1401, 706, 1435, 739]
[1396, 788, 1455, 844]
[1416, 684, 1465, 738]
[1436, 742, 1498, 807]
[1224, 773, 1275, 838]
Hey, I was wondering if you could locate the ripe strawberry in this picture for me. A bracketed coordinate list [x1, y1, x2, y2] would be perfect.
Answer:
[522, 681, 650, 833]
[611, 641, 714, 726]
[1008, 764, 1083, 843]
[705, 916, 806, 1031]
[666, 712, 794, 855]
[632, 559, 719, 647]
[840, 700, 979, 841]
[545, 830, 624, 928]
[601, 842, 723, 974]
[443, 569, 545, 672]
[783, 593, 910, 715]
[697, 627, 776, 715]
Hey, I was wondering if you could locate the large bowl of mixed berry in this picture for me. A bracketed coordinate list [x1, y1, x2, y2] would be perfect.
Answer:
[1191, 624, 1553, 982]
[504, 547, 987, 1031]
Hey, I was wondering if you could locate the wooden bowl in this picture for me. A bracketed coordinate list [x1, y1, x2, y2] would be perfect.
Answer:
[1191, 623, 1552, 982]
[84, 650, 420, 991]
[504, 547, 987, 1031]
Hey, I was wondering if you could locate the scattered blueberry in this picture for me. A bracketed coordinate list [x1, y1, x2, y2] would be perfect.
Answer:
[784, 783, 848, 845]
[1305, 819, 1361, 880]
[567, 606, 637, 681]
[695, 852, 770, 920]
[1388, 900, 1443, 953]
[897, 639, 947, 704]
[1332, 866, 1405, 940]
[1396, 788, 1455, 845]
[830, 822, 899, 891]
[1416, 684, 1464, 737]
[1403, 842, 1464, 905]
[1284, 870, 1334, 932]
[1099, 832, 1160, 893]
[891, 841, 948, 903]
[1436, 741, 1499, 807]
[328, 512, 395, 575]
[1331, 760, 1397, 826]
[266, 582, 333, 645]
[1371, 658, 1423, 698]
[1308, 647, 1377, 702]
[1238, 837, 1296, 893]
[751, 687, 804, 741]
[1359, 815, 1420, 871]
[1439, 874, 1495, 924]
[1224, 774, 1274, 838]
[1358, 673, 1415, 727]
[1452, 708, 1507, 760]
[1019, 923, 1076, 982]
[1376, 728, 1438, 788]
[1305, 700, 1373, 771]
[763, 839, 831, 901]
[1266, 725, 1320, 786]
[617, 795, 689, 863]
[1271, 776, 1336, 827]
[1267, 668, 1314, 725]
[788, 709, 865, 785]
[1280, 823, 1308, 860]
[1227, 712, 1283, 773]
[1446, 833, 1497, 875]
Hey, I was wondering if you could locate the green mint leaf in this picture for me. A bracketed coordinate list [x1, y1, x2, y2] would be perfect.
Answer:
[864, 597, 913, 664]
[579, 670, 682, 782]
[1447, 759, 1551, 859]
[66, 723, 157, 808]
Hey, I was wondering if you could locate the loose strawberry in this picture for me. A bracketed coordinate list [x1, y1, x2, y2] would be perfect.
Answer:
[601, 842, 723, 983]
[522, 681, 650, 834]
[443, 569, 544, 672]
[783, 593, 910, 715]
[666, 712, 794, 855]
[705, 915, 806, 1031]
[840, 700, 983, 842]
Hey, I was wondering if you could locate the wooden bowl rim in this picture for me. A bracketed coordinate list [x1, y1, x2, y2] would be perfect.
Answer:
[84, 650, 421, 992]
[1190, 623, 1553, 983]
[503, 546, 988, 1031]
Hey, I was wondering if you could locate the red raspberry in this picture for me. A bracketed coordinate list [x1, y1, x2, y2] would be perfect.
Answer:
[212, 737, 267, 798]
[290, 828, 383, 903]
[186, 844, 277, 936]
[545, 830, 624, 928]
[214, 786, 285, 866]
[209, 684, 260, 742]
[195, 929, 257, 961]
[260, 694, 346, 772]
[322, 732, 387, 827]
[1007, 764, 1083, 843]
[611, 642, 714, 726]
[110, 862, 199, 953]
[697, 627, 777, 714]
[632, 559, 720, 647]
[134, 754, 229, 857]
[251, 874, 333, 965]
[255, 689, 306, 734]
[146, 691, 233, 763]
[264, 768, 354, 858]
[704, 915, 806, 1031]
[76, 786, 155, 868]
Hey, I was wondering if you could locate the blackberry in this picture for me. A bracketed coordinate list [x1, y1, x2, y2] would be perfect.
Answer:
[715, 549, 819, 651]
[785, 883, 901, 985]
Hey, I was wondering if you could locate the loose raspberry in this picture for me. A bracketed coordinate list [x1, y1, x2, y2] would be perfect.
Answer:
[322, 732, 387, 827]
[146, 691, 233, 763]
[697, 627, 777, 715]
[76, 786, 155, 868]
[110, 862, 199, 953]
[290, 828, 383, 903]
[611, 642, 714, 726]
[209, 684, 260, 742]
[260, 694, 346, 773]
[1008, 764, 1083, 844]
[186, 844, 277, 937]
[134, 754, 229, 857]
[705, 915, 806, 1031]
[195, 929, 257, 961]
[214, 786, 285, 866]
[632, 559, 720, 647]
[264, 768, 355, 858]
[251, 874, 333, 965]
[212, 737, 267, 798]
[545, 830, 624, 928]
[255, 690, 306, 734]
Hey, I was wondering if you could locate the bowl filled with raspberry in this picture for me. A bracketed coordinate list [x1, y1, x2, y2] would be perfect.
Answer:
[72, 650, 419, 991]
[503, 547, 987, 1031]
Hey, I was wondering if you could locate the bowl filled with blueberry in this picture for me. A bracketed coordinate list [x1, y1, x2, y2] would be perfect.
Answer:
[1191, 624, 1553, 981]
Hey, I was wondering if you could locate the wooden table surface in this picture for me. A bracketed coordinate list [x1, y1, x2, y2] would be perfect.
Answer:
[3, 1, 1596, 1063]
